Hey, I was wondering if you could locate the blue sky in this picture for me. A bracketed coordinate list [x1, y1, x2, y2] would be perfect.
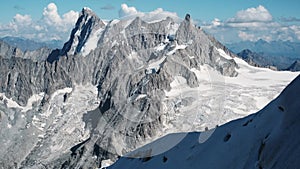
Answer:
[0, 0, 299, 43]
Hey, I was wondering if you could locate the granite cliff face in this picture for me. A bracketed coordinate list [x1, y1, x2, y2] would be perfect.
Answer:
[0, 8, 240, 168]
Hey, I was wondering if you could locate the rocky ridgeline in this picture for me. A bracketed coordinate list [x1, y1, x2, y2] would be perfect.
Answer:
[0, 8, 238, 168]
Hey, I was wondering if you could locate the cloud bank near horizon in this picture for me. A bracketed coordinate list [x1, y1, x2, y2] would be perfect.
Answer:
[202, 5, 300, 43]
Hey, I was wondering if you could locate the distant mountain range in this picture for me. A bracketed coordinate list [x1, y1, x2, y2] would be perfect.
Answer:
[227, 39, 300, 58]
[237, 49, 300, 71]
[227, 40, 300, 71]
[0, 36, 63, 51]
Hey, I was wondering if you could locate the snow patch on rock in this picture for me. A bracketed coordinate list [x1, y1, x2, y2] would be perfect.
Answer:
[81, 28, 104, 56]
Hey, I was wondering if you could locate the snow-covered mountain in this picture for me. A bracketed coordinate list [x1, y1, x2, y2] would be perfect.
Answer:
[109, 74, 300, 169]
[0, 7, 299, 169]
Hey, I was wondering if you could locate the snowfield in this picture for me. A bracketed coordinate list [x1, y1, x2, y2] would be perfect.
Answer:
[159, 48, 299, 136]
[109, 68, 300, 169]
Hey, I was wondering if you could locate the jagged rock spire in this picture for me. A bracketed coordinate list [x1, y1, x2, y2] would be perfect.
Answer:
[185, 14, 191, 22]
[59, 7, 105, 57]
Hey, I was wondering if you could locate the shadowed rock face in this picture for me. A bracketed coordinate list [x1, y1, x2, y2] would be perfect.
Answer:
[60, 7, 106, 57]
[0, 8, 238, 169]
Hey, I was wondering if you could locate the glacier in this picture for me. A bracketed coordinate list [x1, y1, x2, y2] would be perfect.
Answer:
[109, 74, 300, 169]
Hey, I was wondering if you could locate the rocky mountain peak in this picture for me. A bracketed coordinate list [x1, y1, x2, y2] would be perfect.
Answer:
[239, 49, 253, 55]
[82, 7, 95, 16]
[59, 7, 106, 58]
[185, 14, 191, 22]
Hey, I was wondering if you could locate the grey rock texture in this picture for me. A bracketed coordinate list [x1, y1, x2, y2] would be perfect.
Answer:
[0, 41, 53, 61]
[0, 9, 238, 169]
[0, 56, 73, 106]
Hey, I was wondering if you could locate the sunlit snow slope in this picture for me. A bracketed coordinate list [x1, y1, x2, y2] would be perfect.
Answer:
[109, 73, 300, 169]
[160, 48, 299, 134]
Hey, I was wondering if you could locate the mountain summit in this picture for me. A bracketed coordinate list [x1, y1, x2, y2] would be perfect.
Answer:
[60, 7, 106, 57]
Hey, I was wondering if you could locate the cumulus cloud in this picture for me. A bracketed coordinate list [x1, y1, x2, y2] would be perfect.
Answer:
[224, 5, 275, 30]
[119, 4, 138, 17]
[42, 3, 78, 31]
[290, 25, 300, 40]
[62, 10, 79, 24]
[229, 5, 272, 23]
[118, 4, 181, 23]
[43, 3, 61, 25]
[0, 3, 78, 42]
[13, 14, 32, 25]
[202, 5, 300, 43]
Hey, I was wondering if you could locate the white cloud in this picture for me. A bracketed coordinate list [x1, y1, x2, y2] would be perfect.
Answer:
[119, 4, 138, 17]
[13, 14, 32, 25]
[0, 3, 78, 42]
[42, 3, 78, 31]
[225, 5, 275, 30]
[226, 21, 280, 30]
[43, 3, 61, 25]
[118, 3, 181, 23]
[237, 31, 273, 42]
[212, 18, 221, 27]
[238, 31, 256, 41]
[202, 5, 300, 43]
[290, 25, 300, 40]
[229, 5, 272, 23]
[62, 10, 78, 24]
